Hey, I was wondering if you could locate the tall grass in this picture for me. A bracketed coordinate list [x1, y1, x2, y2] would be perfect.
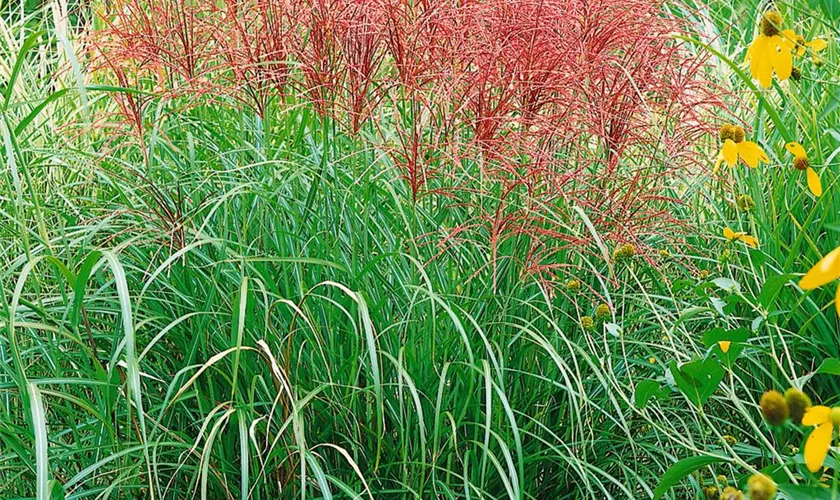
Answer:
[0, 0, 838, 498]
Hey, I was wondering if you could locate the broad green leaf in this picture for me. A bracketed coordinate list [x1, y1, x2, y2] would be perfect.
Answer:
[669, 357, 724, 408]
[605, 322, 622, 337]
[759, 274, 793, 311]
[712, 277, 740, 293]
[701, 328, 749, 368]
[776, 483, 832, 500]
[653, 455, 728, 499]
[48, 480, 65, 500]
[635, 380, 661, 409]
[815, 358, 840, 376]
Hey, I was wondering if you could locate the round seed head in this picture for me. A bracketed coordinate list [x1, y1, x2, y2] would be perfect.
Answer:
[719, 124, 735, 142]
[721, 486, 745, 500]
[732, 126, 745, 143]
[784, 388, 811, 424]
[595, 303, 610, 319]
[613, 243, 636, 261]
[760, 390, 789, 426]
[747, 474, 777, 500]
[736, 194, 755, 212]
[830, 407, 840, 426]
[793, 156, 810, 171]
[760, 11, 782, 37]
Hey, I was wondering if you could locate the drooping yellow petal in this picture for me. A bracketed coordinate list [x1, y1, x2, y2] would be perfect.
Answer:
[718, 341, 731, 353]
[806, 39, 828, 52]
[740, 234, 759, 248]
[805, 421, 833, 473]
[737, 141, 769, 168]
[803, 406, 831, 426]
[769, 35, 794, 81]
[785, 141, 807, 158]
[723, 227, 739, 241]
[721, 139, 738, 167]
[748, 36, 774, 89]
[800, 246, 840, 290]
[779, 30, 798, 50]
[807, 167, 822, 197]
[713, 153, 724, 174]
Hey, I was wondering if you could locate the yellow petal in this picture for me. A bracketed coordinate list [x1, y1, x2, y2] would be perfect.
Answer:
[786, 141, 807, 158]
[807, 167, 822, 197]
[805, 421, 833, 473]
[806, 39, 828, 52]
[749, 36, 774, 88]
[770, 38, 793, 81]
[737, 141, 769, 168]
[800, 246, 840, 290]
[718, 341, 731, 353]
[780, 30, 798, 49]
[713, 154, 723, 175]
[803, 406, 831, 426]
[740, 234, 759, 248]
[722, 139, 738, 167]
[723, 227, 738, 241]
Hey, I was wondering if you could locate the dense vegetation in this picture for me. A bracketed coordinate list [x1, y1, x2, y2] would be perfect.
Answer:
[0, 0, 838, 498]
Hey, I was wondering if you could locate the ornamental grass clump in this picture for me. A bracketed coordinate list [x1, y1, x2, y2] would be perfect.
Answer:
[89, 0, 720, 283]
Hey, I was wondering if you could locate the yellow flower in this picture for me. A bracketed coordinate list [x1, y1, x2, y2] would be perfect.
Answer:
[786, 142, 821, 197]
[802, 405, 840, 472]
[745, 11, 795, 88]
[718, 341, 731, 353]
[723, 227, 759, 248]
[799, 245, 840, 316]
[714, 124, 769, 172]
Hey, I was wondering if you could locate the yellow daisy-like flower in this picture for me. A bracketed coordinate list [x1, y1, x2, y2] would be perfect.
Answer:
[802, 405, 840, 472]
[723, 227, 759, 248]
[714, 124, 769, 173]
[799, 245, 840, 316]
[786, 141, 821, 197]
[745, 11, 796, 88]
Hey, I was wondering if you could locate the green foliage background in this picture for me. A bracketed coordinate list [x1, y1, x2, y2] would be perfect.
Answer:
[0, 0, 838, 498]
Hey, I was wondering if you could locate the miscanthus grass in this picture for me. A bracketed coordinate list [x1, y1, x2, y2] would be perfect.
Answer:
[0, 0, 838, 499]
